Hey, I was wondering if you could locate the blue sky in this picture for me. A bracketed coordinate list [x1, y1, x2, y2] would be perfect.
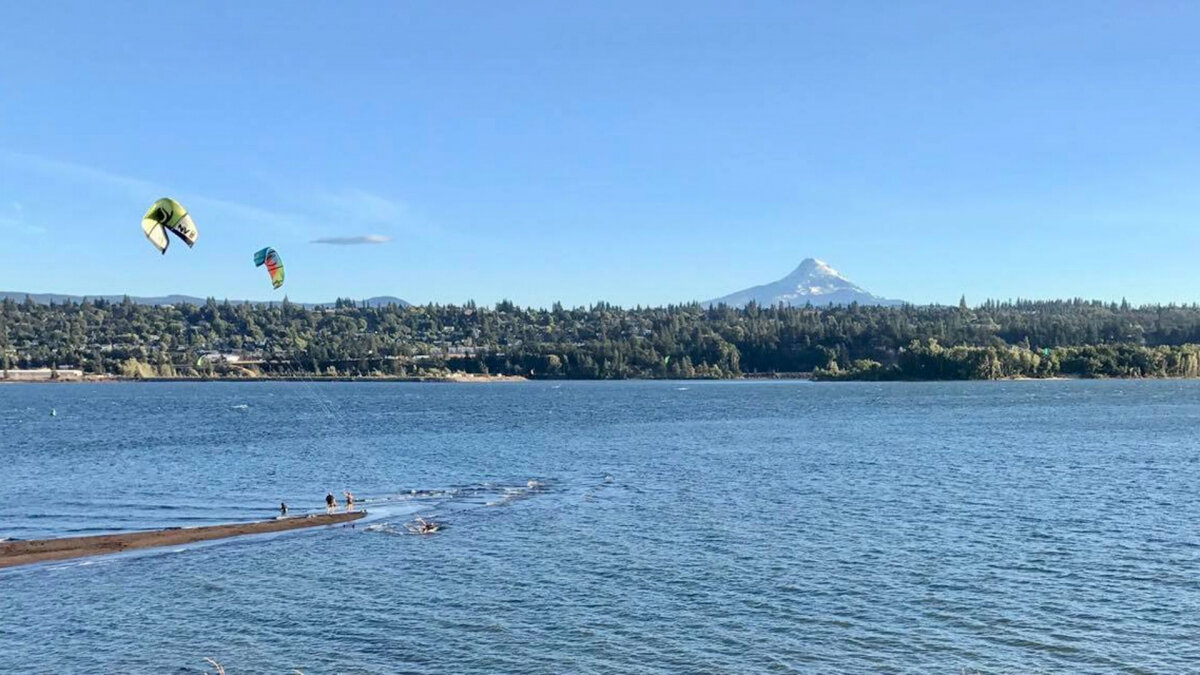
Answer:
[2, 1, 1199, 306]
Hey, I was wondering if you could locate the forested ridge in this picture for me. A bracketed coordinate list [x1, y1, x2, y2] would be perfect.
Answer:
[5, 295, 1200, 380]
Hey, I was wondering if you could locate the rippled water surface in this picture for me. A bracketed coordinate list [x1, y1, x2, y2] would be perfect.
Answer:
[2, 380, 1200, 673]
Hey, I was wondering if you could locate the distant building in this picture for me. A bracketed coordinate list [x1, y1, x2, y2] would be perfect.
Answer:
[3, 368, 85, 381]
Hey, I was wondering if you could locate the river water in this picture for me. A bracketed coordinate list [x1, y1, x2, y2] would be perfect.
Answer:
[1, 380, 1198, 673]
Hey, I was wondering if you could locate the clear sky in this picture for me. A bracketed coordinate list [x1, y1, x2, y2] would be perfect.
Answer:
[2, 1, 1198, 307]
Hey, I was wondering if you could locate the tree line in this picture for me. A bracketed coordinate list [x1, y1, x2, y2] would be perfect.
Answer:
[4, 295, 1200, 380]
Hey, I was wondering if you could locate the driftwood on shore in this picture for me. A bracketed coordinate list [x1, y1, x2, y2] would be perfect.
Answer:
[0, 511, 366, 569]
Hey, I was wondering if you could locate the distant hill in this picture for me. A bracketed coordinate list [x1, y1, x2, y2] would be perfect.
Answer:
[357, 296, 412, 308]
[0, 291, 411, 309]
[704, 258, 905, 307]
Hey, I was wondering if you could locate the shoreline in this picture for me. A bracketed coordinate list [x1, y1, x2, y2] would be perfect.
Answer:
[0, 511, 366, 569]
[3, 373, 1195, 384]
[0, 373, 529, 384]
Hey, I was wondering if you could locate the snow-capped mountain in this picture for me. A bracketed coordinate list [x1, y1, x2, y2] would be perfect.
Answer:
[703, 258, 905, 307]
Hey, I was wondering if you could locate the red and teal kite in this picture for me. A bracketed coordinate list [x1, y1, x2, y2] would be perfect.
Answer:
[253, 247, 285, 289]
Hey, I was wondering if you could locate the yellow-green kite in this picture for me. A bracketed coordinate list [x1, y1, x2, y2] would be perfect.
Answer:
[141, 198, 198, 254]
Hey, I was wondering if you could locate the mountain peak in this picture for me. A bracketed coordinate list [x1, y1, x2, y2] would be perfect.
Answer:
[703, 258, 904, 308]
[787, 257, 843, 280]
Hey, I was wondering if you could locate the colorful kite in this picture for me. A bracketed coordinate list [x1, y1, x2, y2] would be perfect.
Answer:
[141, 198, 198, 254]
[254, 247, 285, 289]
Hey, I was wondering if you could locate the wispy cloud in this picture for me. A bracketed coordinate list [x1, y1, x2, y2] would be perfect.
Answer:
[0, 198, 44, 235]
[1, 150, 158, 196]
[0, 151, 438, 243]
[314, 188, 407, 223]
[0, 215, 46, 235]
[311, 235, 393, 245]
[188, 194, 312, 236]
[308, 187, 454, 240]
[0, 149, 313, 236]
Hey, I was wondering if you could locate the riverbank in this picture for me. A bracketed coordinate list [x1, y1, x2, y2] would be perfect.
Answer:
[0, 373, 529, 384]
[4, 368, 1186, 384]
[6, 372, 1193, 383]
[0, 511, 366, 569]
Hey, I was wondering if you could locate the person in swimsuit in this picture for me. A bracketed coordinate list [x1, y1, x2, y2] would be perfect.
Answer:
[325, 493, 336, 510]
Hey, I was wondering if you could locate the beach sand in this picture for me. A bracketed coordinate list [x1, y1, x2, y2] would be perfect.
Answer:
[0, 511, 366, 569]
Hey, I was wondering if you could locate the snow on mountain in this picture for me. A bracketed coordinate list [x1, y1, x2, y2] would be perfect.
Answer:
[703, 258, 905, 307]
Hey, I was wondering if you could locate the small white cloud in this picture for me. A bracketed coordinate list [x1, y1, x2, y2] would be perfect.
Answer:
[310, 235, 393, 245]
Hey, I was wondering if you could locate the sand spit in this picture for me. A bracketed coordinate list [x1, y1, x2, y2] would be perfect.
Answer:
[0, 511, 366, 569]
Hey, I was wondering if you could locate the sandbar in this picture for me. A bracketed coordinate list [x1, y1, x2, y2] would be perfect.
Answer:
[0, 511, 366, 569]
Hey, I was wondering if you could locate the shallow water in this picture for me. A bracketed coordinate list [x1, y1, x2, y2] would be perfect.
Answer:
[2, 380, 1199, 672]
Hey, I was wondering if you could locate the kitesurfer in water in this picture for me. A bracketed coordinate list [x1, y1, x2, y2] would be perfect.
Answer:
[280, 502, 288, 516]
[406, 516, 440, 534]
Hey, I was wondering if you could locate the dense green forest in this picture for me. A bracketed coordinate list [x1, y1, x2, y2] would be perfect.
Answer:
[5, 295, 1200, 380]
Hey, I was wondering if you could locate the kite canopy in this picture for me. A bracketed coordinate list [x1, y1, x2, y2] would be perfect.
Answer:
[141, 198, 198, 254]
[254, 247, 285, 289]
